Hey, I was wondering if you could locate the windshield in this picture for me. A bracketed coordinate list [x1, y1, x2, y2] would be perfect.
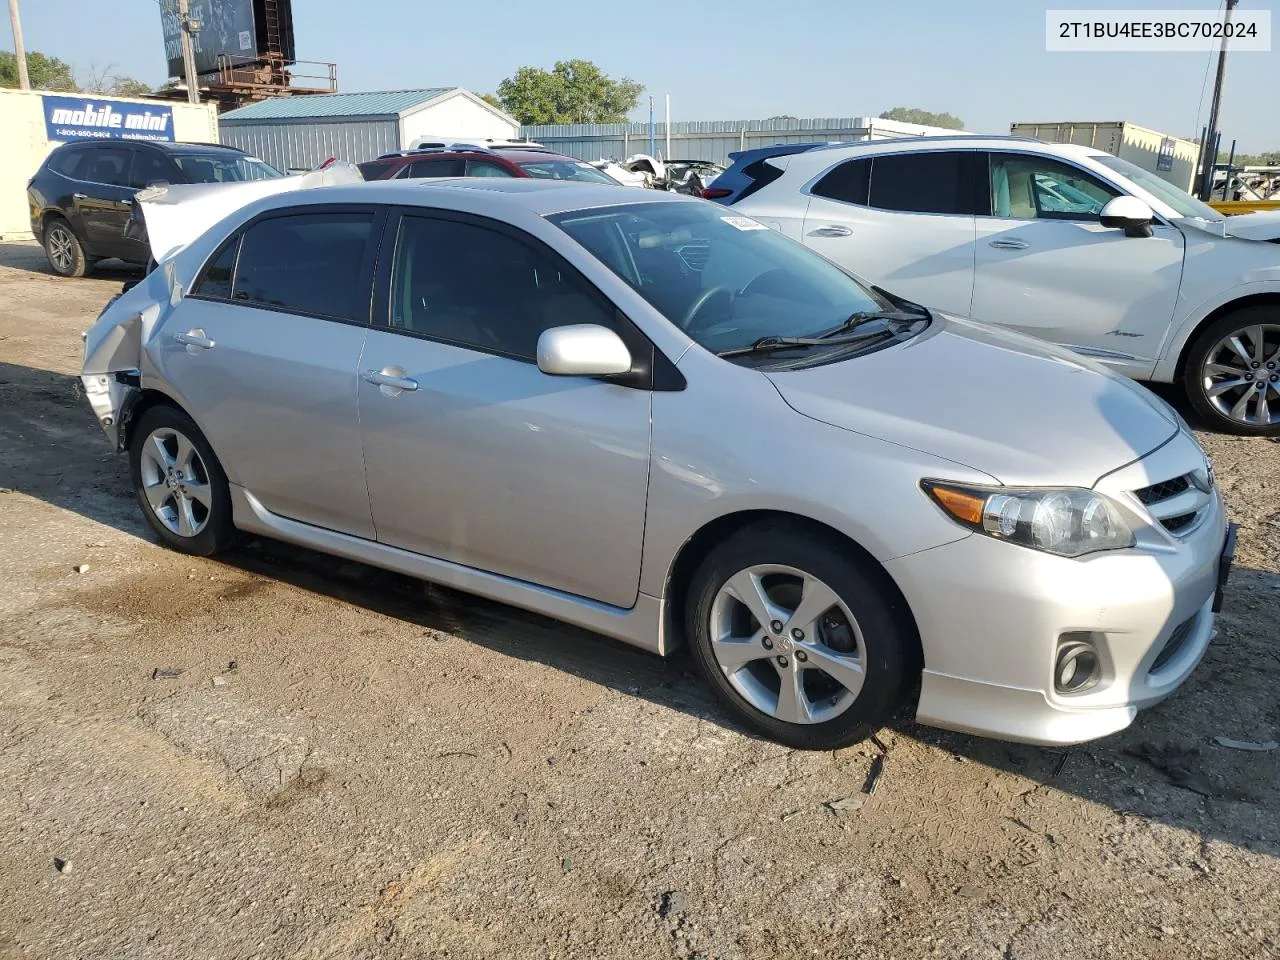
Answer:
[520, 160, 619, 185]
[1093, 155, 1223, 221]
[173, 153, 283, 183]
[550, 201, 897, 355]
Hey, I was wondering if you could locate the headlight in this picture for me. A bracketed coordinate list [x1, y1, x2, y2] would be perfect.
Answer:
[922, 481, 1134, 558]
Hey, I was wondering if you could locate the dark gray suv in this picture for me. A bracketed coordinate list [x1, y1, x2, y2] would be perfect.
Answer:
[27, 140, 282, 277]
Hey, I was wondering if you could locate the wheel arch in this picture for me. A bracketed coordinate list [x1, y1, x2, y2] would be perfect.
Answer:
[1166, 291, 1280, 383]
[662, 508, 924, 672]
[120, 386, 200, 454]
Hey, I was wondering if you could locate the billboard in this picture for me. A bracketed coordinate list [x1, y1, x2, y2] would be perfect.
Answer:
[43, 95, 175, 143]
[161, 0, 294, 79]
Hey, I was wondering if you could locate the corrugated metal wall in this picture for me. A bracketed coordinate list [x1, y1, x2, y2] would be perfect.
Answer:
[519, 118, 880, 165]
[219, 117, 400, 171]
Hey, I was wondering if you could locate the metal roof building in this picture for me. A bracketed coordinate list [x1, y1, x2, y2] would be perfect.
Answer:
[219, 88, 520, 171]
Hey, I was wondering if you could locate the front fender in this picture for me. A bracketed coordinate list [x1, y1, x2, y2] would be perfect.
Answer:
[1153, 279, 1280, 382]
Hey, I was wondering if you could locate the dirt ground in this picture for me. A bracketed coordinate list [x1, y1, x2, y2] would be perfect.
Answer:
[0, 239, 1277, 960]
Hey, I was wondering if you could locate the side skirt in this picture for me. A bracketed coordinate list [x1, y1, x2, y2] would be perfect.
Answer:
[228, 485, 671, 656]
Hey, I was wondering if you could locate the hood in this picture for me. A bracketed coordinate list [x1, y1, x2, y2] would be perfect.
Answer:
[136, 160, 365, 262]
[1218, 210, 1280, 243]
[1178, 210, 1280, 242]
[765, 315, 1179, 487]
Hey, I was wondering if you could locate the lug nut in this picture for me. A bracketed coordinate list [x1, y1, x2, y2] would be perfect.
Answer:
[796, 650, 808, 662]
[1258, 382, 1267, 391]
[791, 628, 804, 641]
[776, 655, 789, 668]
[770, 620, 783, 634]
[1246, 373, 1254, 381]
[1252, 361, 1261, 369]
[762, 637, 774, 650]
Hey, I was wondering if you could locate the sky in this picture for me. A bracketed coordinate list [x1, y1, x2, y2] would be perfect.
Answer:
[4, 0, 1278, 151]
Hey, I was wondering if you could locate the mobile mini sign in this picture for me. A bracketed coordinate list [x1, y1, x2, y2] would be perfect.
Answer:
[43, 96, 175, 144]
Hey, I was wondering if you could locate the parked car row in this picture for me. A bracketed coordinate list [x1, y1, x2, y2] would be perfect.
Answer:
[80, 174, 1237, 752]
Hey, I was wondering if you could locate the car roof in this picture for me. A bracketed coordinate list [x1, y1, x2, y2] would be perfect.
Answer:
[378, 148, 581, 165]
[803, 135, 1107, 159]
[255, 177, 695, 218]
[155, 141, 249, 155]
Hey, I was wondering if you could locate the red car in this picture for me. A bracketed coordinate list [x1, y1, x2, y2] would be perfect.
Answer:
[357, 144, 622, 185]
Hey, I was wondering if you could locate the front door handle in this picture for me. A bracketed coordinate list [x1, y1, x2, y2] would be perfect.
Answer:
[809, 225, 852, 238]
[174, 329, 215, 350]
[363, 367, 419, 394]
[73, 193, 87, 200]
[989, 238, 1029, 250]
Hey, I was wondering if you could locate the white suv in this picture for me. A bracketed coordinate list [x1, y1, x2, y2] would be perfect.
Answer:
[731, 136, 1280, 434]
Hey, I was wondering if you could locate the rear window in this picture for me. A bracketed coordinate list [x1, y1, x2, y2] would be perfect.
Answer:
[48, 147, 89, 179]
[171, 153, 281, 183]
[812, 158, 871, 205]
[518, 160, 617, 184]
[231, 213, 374, 321]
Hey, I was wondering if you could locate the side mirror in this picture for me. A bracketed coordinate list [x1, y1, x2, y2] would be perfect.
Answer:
[1100, 196, 1155, 238]
[536, 324, 632, 377]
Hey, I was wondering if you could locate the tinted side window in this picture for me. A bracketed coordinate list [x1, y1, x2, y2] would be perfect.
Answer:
[407, 159, 460, 178]
[48, 147, 89, 179]
[193, 237, 240, 300]
[131, 150, 176, 188]
[83, 147, 134, 187]
[232, 213, 374, 321]
[466, 159, 515, 178]
[390, 215, 615, 361]
[869, 152, 981, 215]
[812, 159, 870, 205]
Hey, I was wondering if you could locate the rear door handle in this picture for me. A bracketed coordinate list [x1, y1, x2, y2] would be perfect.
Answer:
[809, 225, 852, 238]
[363, 368, 419, 393]
[174, 329, 215, 350]
[989, 238, 1029, 250]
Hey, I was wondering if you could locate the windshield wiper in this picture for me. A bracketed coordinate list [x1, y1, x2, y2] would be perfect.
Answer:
[816, 308, 927, 339]
[717, 328, 892, 359]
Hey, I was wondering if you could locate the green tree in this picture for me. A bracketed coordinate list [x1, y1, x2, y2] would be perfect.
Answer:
[80, 64, 153, 98]
[480, 92, 503, 110]
[879, 106, 965, 130]
[0, 50, 78, 91]
[496, 60, 643, 126]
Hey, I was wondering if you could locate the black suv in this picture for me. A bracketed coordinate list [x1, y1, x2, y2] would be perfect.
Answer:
[28, 141, 282, 277]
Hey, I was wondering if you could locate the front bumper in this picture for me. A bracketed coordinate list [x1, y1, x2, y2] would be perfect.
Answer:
[885, 484, 1227, 746]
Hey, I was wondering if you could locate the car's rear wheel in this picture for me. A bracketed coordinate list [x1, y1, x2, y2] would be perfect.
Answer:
[128, 405, 236, 556]
[42, 217, 91, 278]
[685, 523, 910, 749]
[1184, 306, 1280, 435]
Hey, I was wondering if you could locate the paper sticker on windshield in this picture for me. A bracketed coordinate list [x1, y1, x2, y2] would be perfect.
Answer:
[721, 216, 769, 231]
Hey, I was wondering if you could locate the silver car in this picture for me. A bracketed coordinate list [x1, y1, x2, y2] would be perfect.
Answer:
[81, 180, 1235, 750]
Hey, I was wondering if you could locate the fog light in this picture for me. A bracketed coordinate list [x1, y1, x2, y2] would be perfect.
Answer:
[1055, 638, 1101, 694]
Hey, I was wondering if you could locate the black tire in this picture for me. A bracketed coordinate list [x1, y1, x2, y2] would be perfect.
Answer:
[128, 405, 236, 556]
[1183, 305, 1280, 436]
[685, 522, 910, 750]
[41, 216, 91, 278]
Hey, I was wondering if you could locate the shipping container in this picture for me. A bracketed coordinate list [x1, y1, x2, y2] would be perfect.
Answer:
[0, 88, 219, 241]
[1009, 121, 1200, 192]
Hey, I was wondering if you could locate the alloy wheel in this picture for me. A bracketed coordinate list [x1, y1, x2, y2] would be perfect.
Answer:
[708, 564, 866, 725]
[47, 226, 75, 273]
[138, 427, 213, 537]
[1200, 323, 1280, 426]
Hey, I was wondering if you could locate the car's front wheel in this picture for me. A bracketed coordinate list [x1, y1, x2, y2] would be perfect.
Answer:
[685, 523, 911, 750]
[128, 405, 236, 556]
[42, 217, 92, 278]
[1184, 306, 1280, 435]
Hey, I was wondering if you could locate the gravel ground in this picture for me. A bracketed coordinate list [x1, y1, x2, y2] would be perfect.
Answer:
[0, 239, 1277, 960]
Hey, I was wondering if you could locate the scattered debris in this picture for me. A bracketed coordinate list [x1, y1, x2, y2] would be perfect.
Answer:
[73, 564, 89, 574]
[150, 667, 184, 680]
[823, 796, 865, 815]
[863, 755, 885, 795]
[1213, 736, 1278, 752]
[780, 809, 802, 822]
[435, 751, 478, 760]
[1051, 751, 1070, 778]
[1124, 742, 1215, 797]
[870, 734, 889, 754]
[211, 676, 227, 687]
[227, 660, 239, 671]
[658, 890, 687, 919]
[560, 857, 572, 874]
[52, 857, 71, 873]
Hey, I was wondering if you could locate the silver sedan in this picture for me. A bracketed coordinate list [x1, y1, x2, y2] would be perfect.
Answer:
[81, 179, 1234, 749]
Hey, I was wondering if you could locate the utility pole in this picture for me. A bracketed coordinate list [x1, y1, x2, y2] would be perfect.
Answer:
[1198, 0, 1238, 200]
[6, 0, 30, 90]
[176, 0, 201, 105]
